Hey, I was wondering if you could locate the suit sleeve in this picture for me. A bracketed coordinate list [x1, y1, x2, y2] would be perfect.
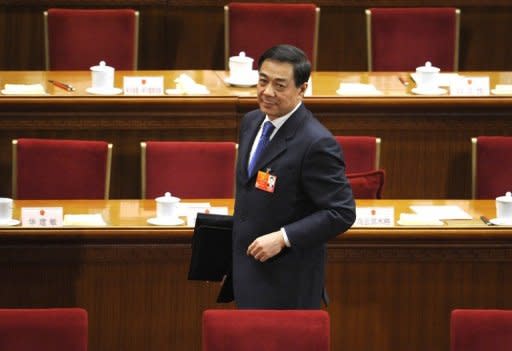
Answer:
[283, 136, 356, 248]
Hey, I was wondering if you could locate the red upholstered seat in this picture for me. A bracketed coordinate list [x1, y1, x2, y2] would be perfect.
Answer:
[347, 169, 385, 199]
[0, 308, 88, 351]
[451, 309, 512, 351]
[366, 7, 460, 71]
[44, 8, 139, 70]
[225, 3, 319, 70]
[472, 136, 512, 199]
[13, 138, 112, 199]
[141, 141, 237, 199]
[202, 309, 330, 351]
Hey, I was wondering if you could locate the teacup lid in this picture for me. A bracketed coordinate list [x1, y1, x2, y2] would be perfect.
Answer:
[416, 61, 440, 73]
[496, 191, 512, 202]
[229, 51, 254, 64]
[90, 61, 114, 72]
[156, 192, 180, 203]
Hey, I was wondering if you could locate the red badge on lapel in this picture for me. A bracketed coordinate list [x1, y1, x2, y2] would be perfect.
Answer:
[255, 170, 277, 193]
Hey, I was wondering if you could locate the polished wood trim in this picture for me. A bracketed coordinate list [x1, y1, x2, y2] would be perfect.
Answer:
[140, 142, 148, 199]
[365, 9, 373, 71]
[11, 139, 18, 199]
[105, 144, 113, 200]
[471, 137, 478, 199]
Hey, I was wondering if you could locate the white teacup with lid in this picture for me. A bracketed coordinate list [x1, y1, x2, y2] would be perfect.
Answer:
[155, 192, 181, 221]
[90, 61, 115, 91]
[0, 197, 13, 224]
[415, 61, 440, 92]
[496, 191, 512, 221]
[229, 51, 254, 83]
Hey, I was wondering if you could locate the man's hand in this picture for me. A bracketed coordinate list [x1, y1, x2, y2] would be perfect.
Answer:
[247, 231, 286, 262]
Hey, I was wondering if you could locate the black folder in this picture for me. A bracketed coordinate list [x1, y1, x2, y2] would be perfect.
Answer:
[188, 212, 234, 303]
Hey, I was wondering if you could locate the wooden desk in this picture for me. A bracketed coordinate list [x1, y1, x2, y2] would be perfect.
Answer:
[2, 199, 512, 351]
[1, 71, 512, 199]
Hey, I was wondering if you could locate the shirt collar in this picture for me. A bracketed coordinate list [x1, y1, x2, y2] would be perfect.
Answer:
[263, 101, 302, 130]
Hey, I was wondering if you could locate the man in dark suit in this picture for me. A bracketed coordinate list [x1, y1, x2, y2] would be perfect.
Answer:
[232, 44, 356, 309]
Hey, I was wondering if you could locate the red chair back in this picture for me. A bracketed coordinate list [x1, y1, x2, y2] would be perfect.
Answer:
[202, 309, 330, 351]
[473, 136, 512, 199]
[226, 3, 318, 69]
[0, 308, 88, 351]
[451, 309, 512, 351]
[13, 138, 111, 199]
[335, 136, 384, 199]
[367, 7, 459, 71]
[142, 141, 237, 199]
[335, 136, 379, 173]
[45, 8, 138, 70]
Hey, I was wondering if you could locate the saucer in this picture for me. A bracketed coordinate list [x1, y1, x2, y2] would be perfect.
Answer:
[411, 87, 447, 96]
[224, 71, 259, 87]
[147, 217, 184, 226]
[86, 87, 123, 95]
[489, 217, 512, 226]
[0, 219, 20, 226]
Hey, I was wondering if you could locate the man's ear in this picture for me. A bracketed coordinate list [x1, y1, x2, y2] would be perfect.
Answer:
[298, 82, 308, 97]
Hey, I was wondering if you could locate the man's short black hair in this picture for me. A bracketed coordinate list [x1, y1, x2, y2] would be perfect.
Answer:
[257, 44, 311, 87]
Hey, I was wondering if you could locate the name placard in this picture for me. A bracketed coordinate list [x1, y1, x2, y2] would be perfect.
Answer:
[123, 76, 164, 95]
[21, 207, 63, 227]
[450, 77, 490, 96]
[353, 207, 394, 227]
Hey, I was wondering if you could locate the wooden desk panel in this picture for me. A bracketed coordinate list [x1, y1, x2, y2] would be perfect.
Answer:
[2, 199, 512, 351]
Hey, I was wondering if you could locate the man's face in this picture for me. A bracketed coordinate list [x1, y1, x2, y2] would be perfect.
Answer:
[257, 59, 307, 120]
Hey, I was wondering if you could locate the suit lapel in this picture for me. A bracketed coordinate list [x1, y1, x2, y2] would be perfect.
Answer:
[239, 113, 265, 181]
[245, 104, 308, 181]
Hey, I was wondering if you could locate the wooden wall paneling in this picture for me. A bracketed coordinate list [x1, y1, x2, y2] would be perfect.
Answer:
[0, 7, 45, 70]
[166, 6, 225, 69]
[317, 6, 367, 71]
[138, 5, 169, 69]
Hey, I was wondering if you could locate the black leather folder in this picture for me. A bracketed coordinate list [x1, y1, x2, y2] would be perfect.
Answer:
[188, 213, 234, 303]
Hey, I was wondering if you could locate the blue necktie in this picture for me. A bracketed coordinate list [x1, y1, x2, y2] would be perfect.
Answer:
[248, 121, 275, 175]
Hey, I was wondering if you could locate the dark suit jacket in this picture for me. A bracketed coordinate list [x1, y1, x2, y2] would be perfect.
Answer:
[233, 103, 356, 309]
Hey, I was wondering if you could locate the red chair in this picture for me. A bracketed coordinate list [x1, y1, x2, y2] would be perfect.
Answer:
[44, 8, 139, 70]
[366, 7, 460, 71]
[451, 309, 512, 351]
[0, 308, 88, 351]
[12, 138, 113, 199]
[141, 141, 237, 199]
[472, 136, 512, 199]
[335, 136, 381, 173]
[224, 3, 319, 70]
[202, 309, 330, 351]
[335, 136, 385, 199]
